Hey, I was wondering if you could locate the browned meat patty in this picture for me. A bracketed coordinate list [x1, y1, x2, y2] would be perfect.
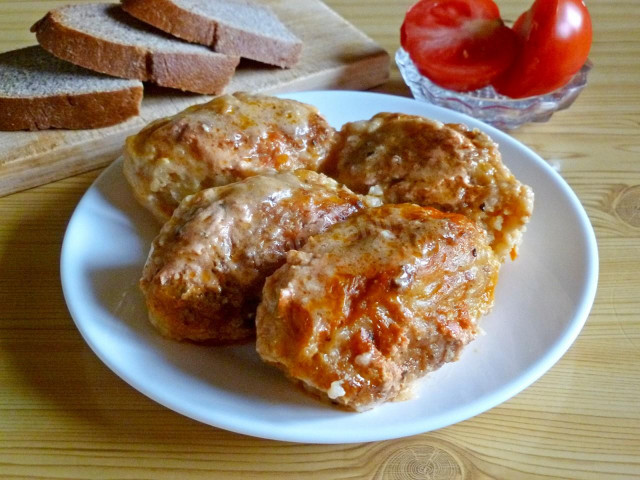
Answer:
[124, 92, 336, 222]
[140, 170, 374, 344]
[323, 113, 534, 261]
[256, 204, 500, 411]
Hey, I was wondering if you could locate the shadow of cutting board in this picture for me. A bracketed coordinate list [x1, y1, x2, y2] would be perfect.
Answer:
[0, 0, 390, 197]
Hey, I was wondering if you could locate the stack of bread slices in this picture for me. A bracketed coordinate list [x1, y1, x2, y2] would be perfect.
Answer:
[0, 0, 302, 131]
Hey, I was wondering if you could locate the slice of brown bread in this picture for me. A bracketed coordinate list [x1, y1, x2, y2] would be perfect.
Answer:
[31, 3, 240, 94]
[0, 46, 143, 131]
[121, 0, 302, 68]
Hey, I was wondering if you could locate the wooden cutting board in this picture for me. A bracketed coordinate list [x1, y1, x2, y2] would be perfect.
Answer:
[0, 0, 390, 197]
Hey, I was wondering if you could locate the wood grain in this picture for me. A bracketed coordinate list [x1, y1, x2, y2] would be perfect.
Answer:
[1, 1, 639, 479]
[0, 0, 389, 197]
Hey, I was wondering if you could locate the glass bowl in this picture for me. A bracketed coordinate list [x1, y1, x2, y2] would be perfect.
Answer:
[396, 47, 592, 130]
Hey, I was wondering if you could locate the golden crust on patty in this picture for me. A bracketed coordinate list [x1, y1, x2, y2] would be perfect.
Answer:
[124, 92, 336, 222]
[140, 170, 372, 344]
[256, 204, 500, 411]
[323, 113, 534, 261]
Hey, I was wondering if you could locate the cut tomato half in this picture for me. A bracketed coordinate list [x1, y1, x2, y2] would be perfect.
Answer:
[401, 0, 518, 92]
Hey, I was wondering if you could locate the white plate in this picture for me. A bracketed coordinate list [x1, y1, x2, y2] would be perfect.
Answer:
[60, 91, 598, 444]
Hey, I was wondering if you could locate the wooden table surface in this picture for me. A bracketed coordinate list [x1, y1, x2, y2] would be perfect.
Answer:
[1, 1, 638, 478]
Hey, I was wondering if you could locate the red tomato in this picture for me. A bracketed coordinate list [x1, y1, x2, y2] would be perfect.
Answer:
[493, 0, 592, 98]
[401, 0, 518, 92]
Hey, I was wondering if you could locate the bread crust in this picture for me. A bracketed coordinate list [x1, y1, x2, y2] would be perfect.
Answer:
[31, 8, 239, 94]
[121, 0, 302, 68]
[32, 12, 149, 80]
[0, 86, 143, 131]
